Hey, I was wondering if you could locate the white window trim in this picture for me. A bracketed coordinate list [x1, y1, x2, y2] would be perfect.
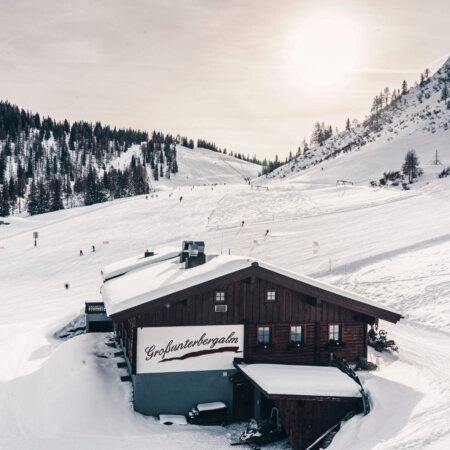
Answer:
[215, 291, 226, 302]
[329, 324, 340, 341]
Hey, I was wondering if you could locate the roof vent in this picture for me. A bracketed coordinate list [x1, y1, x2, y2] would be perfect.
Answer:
[215, 304, 227, 313]
[144, 250, 154, 258]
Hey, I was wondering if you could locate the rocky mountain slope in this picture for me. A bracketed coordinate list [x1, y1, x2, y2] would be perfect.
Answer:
[263, 58, 450, 186]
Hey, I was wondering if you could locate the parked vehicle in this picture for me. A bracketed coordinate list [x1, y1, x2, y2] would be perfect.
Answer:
[368, 328, 399, 352]
[237, 407, 285, 446]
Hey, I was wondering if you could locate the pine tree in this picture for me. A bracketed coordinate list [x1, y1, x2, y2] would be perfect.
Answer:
[383, 87, 390, 106]
[345, 118, 350, 130]
[402, 150, 419, 183]
[50, 177, 64, 212]
[27, 179, 38, 215]
[401, 80, 408, 95]
[84, 166, 106, 205]
[36, 180, 50, 214]
[0, 186, 10, 217]
[64, 176, 73, 207]
[441, 83, 448, 102]
[0, 151, 5, 184]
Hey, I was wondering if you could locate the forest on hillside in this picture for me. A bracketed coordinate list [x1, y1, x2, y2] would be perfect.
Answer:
[0, 101, 262, 217]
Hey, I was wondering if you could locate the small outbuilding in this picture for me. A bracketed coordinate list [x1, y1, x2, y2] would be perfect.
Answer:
[100, 242, 402, 449]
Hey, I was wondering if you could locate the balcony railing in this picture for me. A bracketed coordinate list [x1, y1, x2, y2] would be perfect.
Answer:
[85, 302, 107, 314]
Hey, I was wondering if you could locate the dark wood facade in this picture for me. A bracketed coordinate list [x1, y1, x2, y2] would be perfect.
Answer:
[274, 397, 360, 450]
[114, 264, 400, 373]
[111, 263, 400, 450]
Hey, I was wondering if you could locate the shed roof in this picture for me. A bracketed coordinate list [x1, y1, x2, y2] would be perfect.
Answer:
[100, 250, 402, 322]
[237, 363, 362, 398]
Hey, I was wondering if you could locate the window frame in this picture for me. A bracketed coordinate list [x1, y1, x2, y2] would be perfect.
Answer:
[289, 324, 305, 345]
[257, 325, 272, 346]
[328, 323, 342, 341]
[214, 290, 226, 303]
[265, 288, 277, 302]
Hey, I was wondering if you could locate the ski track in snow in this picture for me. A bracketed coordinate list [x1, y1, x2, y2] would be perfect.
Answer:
[1, 141, 450, 448]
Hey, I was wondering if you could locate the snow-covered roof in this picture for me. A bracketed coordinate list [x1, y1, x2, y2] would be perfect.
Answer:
[196, 402, 227, 412]
[101, 249, 400, 318]
[237, 363, 362, 398]
[100, 247, 180, 281]
[101, 254, 252, 316]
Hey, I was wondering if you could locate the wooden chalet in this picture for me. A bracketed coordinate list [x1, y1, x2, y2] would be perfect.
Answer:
[100, 242, 402, 450]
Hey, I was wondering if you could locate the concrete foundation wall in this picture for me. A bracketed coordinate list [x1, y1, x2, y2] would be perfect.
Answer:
[132, 369, 237, 418]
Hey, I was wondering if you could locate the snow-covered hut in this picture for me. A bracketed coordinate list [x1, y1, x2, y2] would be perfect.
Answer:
[100, 242, 402, 449]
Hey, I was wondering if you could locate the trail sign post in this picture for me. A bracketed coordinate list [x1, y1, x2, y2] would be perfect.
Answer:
[33, 232, 39, 247]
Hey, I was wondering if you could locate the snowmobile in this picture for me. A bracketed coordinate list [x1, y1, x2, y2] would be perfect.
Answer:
[235, 407, 286, 446]
[368, 328, 398, 352]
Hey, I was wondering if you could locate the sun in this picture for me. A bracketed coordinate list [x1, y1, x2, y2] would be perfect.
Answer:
[291, 16, 360, 88]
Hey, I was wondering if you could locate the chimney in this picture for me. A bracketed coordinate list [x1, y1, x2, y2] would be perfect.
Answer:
[144, 250, 154, 258]
[180, 240, 191, 263]
[183, 241, 206, 269]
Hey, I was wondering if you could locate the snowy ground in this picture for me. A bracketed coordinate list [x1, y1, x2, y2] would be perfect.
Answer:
[1, 159, 450, 448]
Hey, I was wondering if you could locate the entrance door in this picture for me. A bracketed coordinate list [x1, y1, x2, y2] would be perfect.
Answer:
[233, 381, 254, 421]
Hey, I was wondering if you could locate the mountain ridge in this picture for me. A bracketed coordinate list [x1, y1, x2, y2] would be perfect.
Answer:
[262, 58, 450, 186]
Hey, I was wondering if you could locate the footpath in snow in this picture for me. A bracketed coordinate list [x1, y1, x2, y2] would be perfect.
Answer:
[1, 174, 450, 449]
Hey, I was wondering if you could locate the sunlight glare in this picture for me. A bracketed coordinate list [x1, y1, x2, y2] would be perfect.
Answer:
[291, 16, 360, 88]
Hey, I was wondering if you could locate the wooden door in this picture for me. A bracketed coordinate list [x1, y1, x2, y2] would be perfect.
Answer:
[232, 381, 254, 421]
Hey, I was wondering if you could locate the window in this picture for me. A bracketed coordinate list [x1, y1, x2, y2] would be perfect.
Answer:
[290, 325, 303, 344]
[266, 290, 276, 301]
[257, 326, 271, 345]
[329, 324, 340, 341]
[215, 291, 226, 302]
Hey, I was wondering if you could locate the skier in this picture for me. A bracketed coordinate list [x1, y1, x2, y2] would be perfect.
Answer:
[368, 325, 377, 340]
[265, 229, 269, 236]
[79, 250, 83, 256]
[180, 196, 183, 202]
[92, 245, 96, 252]
[241, 220, 245, 227]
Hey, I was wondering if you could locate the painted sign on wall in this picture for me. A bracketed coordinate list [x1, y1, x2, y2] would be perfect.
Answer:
[136, 325, 244, 374]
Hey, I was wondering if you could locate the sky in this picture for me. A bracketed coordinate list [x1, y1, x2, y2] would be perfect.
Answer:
[0, 0, 449, 159]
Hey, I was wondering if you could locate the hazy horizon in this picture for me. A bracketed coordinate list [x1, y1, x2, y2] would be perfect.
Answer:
[0, 0, 449, 159]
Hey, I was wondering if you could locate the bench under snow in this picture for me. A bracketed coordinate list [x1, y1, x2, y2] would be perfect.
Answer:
[159, 414, 188, 425]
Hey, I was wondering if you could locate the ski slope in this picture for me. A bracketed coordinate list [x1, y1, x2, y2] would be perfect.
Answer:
[111, 144, 261, 188]
[1, 168, 450, 449]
